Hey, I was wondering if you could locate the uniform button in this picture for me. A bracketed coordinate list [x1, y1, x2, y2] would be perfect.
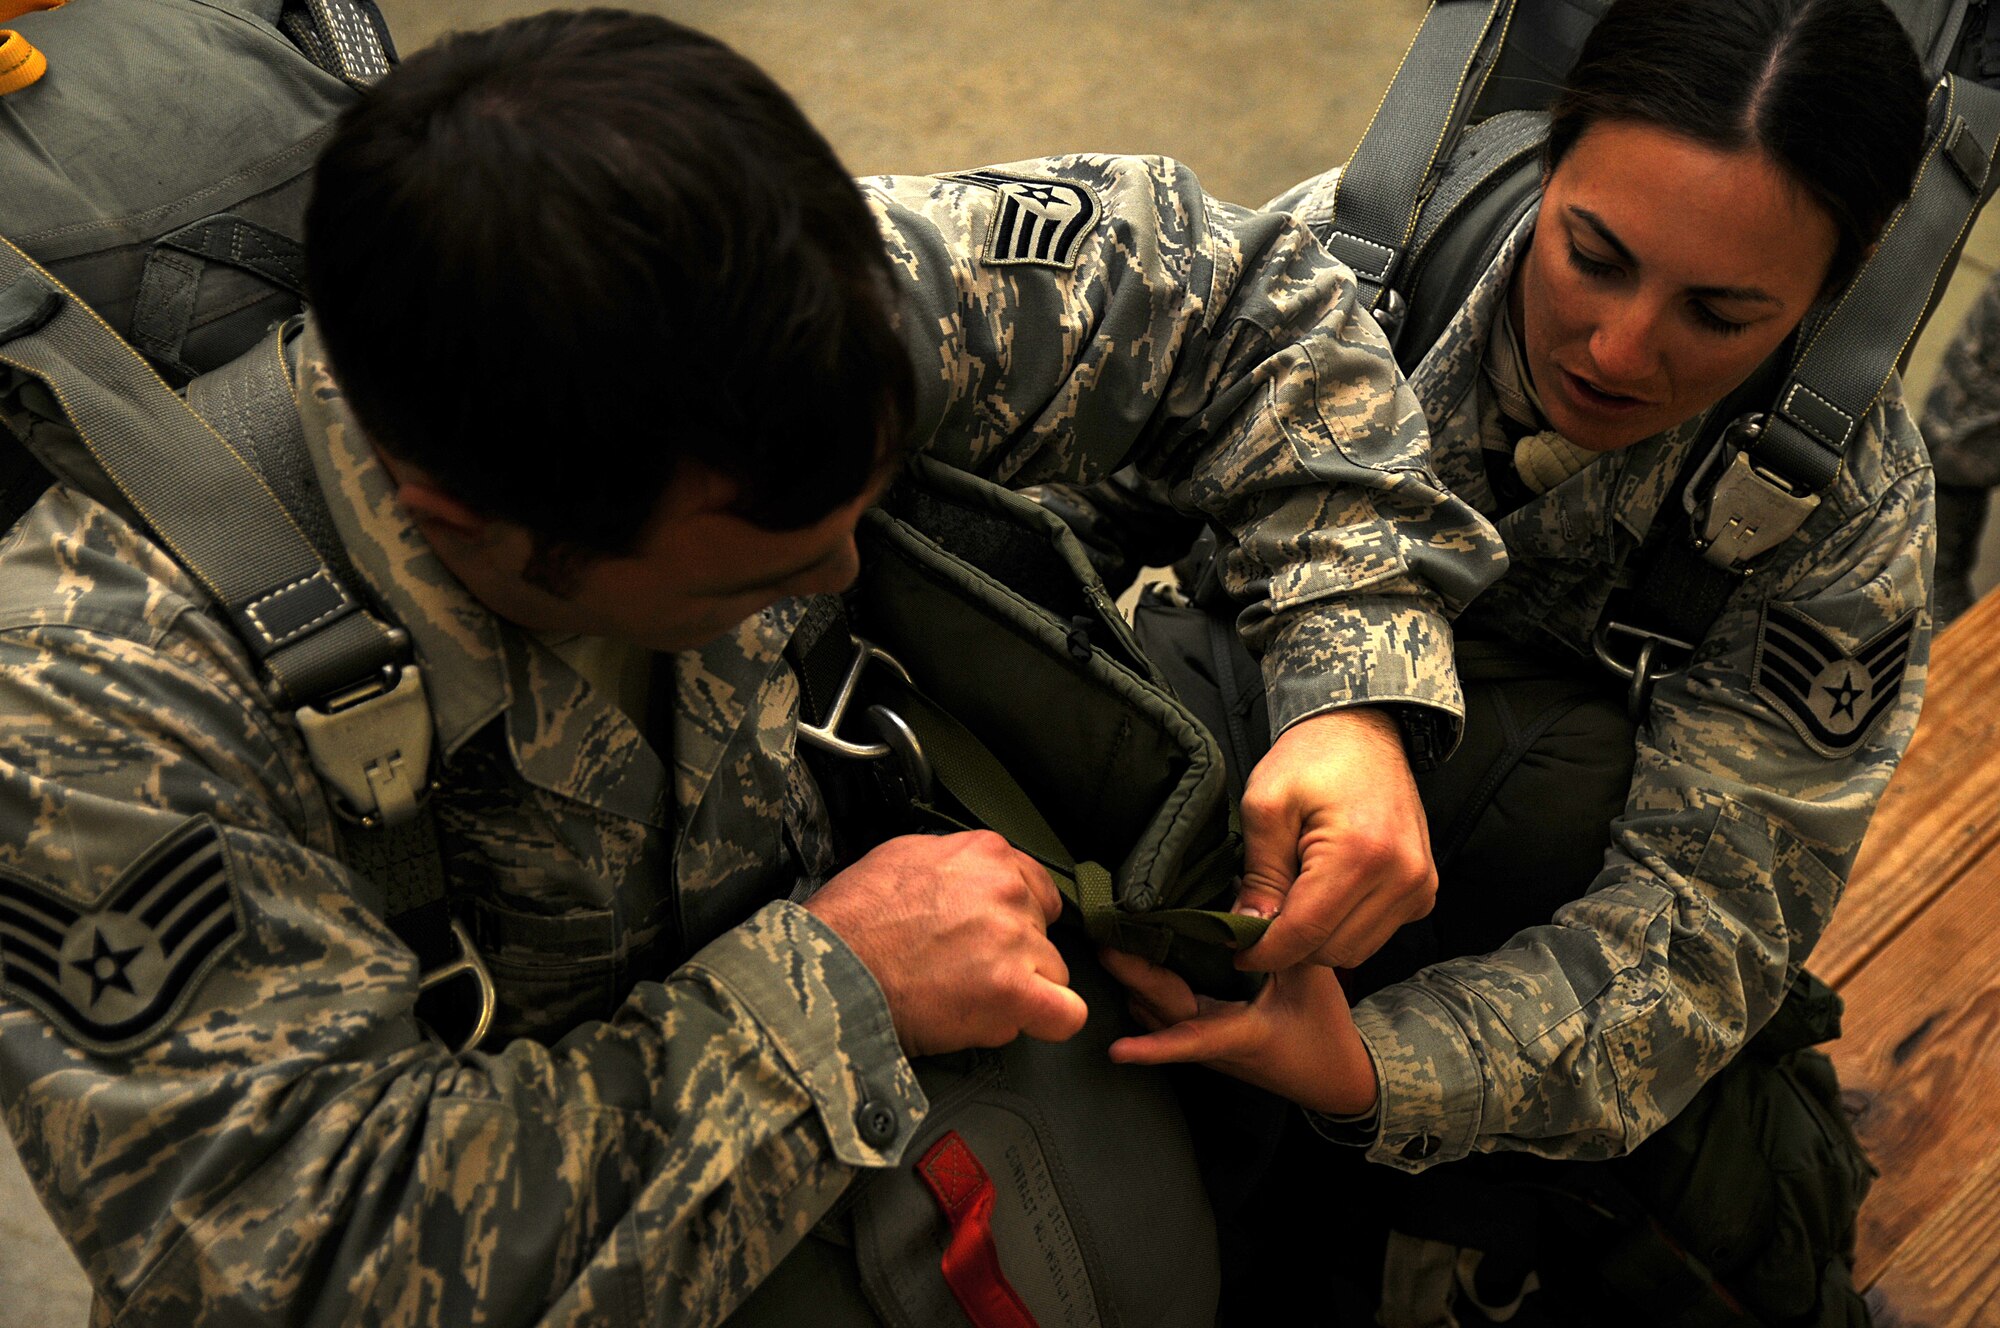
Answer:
[855, 1099, 899, 1147]
[1399, 1133, 1439, 1162]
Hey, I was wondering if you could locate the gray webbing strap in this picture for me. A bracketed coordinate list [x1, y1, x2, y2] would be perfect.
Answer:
[1327, 0, 1518, 317]
[0, 234, 406, 706]
[183, 338, 475, 1046]
[280, 0, 396, 87]
[1754, 75, 2000, 493]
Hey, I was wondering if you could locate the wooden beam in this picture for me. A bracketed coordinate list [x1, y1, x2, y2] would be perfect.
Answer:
[1825, 849, 2000, 1285]
[1860, 1146, 2000, 1326]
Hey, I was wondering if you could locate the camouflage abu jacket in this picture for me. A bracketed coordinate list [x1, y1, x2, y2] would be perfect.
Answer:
[0, 155, 1500, 1325]
[1348, 206, 1933, 1172]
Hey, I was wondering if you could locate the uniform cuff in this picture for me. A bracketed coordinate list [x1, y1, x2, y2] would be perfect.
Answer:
[681, 901, 926, 1169]
[1260, 602, 1463, 759]
[1350, 983, 1486, 1171]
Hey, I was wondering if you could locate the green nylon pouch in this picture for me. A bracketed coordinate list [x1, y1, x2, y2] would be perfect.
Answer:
[848, 456, 1263, 994]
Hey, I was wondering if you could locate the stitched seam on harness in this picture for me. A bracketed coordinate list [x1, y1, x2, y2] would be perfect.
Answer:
[242, 572, 349, 648]
[1328, 229, 1395, 280]
[1783, 383, 1854, 448]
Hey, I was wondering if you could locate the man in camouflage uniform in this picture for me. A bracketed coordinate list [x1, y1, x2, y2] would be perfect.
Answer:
[1919, 268, 2000, 624]
[0, 11, 1501, 1324]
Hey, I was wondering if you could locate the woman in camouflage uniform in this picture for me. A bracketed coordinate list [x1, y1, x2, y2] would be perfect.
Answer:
[1100, 0, 1933, 1317]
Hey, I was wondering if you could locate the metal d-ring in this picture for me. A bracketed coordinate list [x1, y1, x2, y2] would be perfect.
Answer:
[798, 637, 916, 759]
[866, 703, 934, 803]
[418, 918, 496, 1054]
[1593, 620, 1696, 722]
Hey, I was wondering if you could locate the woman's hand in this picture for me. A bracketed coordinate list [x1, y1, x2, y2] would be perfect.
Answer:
[1100, 948, 1379, 1117]
[1234, 707, 1436, 972]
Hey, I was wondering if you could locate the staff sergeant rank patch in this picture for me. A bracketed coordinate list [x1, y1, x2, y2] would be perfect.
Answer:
[950, 170, 1102, 269]
[0, 818, 242, 1055]
[1752, 603, 1917, 758]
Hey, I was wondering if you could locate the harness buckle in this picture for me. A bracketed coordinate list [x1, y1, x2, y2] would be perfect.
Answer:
[797, 636, 933, 802]
[1592, 620, 1696, 721]
[417, 917, 496, 1054]
[295, 662, 434, 827]
[1685, 416, 1820, 569]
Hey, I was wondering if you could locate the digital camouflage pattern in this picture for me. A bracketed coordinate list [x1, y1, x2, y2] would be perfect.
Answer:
[1917, 267, 2000, 622]
[1337, 204, 1933, 1171]
[0, 156, 1497, 1324]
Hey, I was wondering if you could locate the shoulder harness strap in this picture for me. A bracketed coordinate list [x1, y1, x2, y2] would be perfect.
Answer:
[0, 237, 488, 1050]
[1600, 73, 2000, 715]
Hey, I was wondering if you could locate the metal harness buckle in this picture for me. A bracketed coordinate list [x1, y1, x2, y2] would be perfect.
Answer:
[295, 662, 434, 827]
[1685, 416, 1821, 570]
[417, 917, 496, 1055]
[1593, 620, 1696, 722]
[797, 636, 933, 801]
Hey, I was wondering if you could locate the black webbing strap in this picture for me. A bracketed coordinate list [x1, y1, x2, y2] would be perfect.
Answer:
[132, 214, 308, 379]
[0, 235, 407, 707]
[1326, 0, 1518, 319]
[0, 419, 51, 533]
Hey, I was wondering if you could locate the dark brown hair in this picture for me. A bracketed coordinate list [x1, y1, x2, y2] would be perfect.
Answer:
[307, 9, 914, 560]
[1548, 0, 1928, 290]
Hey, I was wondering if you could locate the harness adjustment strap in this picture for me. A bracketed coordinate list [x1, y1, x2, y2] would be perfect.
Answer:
[1328, 0, 1518, 318]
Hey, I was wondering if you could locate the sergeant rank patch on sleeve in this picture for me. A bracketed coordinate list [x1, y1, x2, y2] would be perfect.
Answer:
[0, 817, 242, 1055]
[949, 170, 1102, 269]
[1752, 603, 1918, 758]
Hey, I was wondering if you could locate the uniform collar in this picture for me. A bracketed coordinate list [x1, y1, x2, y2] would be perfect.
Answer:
[290, 322, 667, 826]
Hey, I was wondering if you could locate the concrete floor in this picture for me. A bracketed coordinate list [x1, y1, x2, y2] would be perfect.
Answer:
[7, 1, 2000, 1322]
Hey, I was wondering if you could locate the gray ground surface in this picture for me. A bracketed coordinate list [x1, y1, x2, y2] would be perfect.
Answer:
[0, 2, 1423, 1321]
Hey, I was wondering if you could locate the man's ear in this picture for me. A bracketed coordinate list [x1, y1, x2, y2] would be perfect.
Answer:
[393, 476, 504, 550]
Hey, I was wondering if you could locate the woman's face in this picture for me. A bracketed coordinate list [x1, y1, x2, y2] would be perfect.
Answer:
[1515, 118, 1841, 452]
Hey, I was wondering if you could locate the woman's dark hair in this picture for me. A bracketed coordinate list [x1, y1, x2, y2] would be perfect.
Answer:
[1547, 0, 1928, 290]
[307, 9, 914, 569]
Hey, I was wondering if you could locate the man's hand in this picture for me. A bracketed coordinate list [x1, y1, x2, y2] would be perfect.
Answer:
[1234, 707, 1435, 971]
[804, 831, 1089, 1056]
[1101, 948, 1378, 1117]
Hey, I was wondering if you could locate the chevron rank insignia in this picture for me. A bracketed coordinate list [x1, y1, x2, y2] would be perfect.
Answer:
[0, 818, 242, 1055]
[1752, 604, 1917, 758]
[951, 170, 1102, 269]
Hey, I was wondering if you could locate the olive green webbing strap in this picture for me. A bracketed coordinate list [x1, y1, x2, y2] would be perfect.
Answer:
[889, 688, 1268, 965]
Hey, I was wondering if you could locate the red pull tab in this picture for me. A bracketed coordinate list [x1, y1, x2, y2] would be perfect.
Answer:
[916, 1130, 1042, 1328]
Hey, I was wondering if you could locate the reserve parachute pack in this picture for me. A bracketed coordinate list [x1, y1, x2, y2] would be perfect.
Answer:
[1261, 1, 1999, 1323]
[0, 0, 394, 533]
